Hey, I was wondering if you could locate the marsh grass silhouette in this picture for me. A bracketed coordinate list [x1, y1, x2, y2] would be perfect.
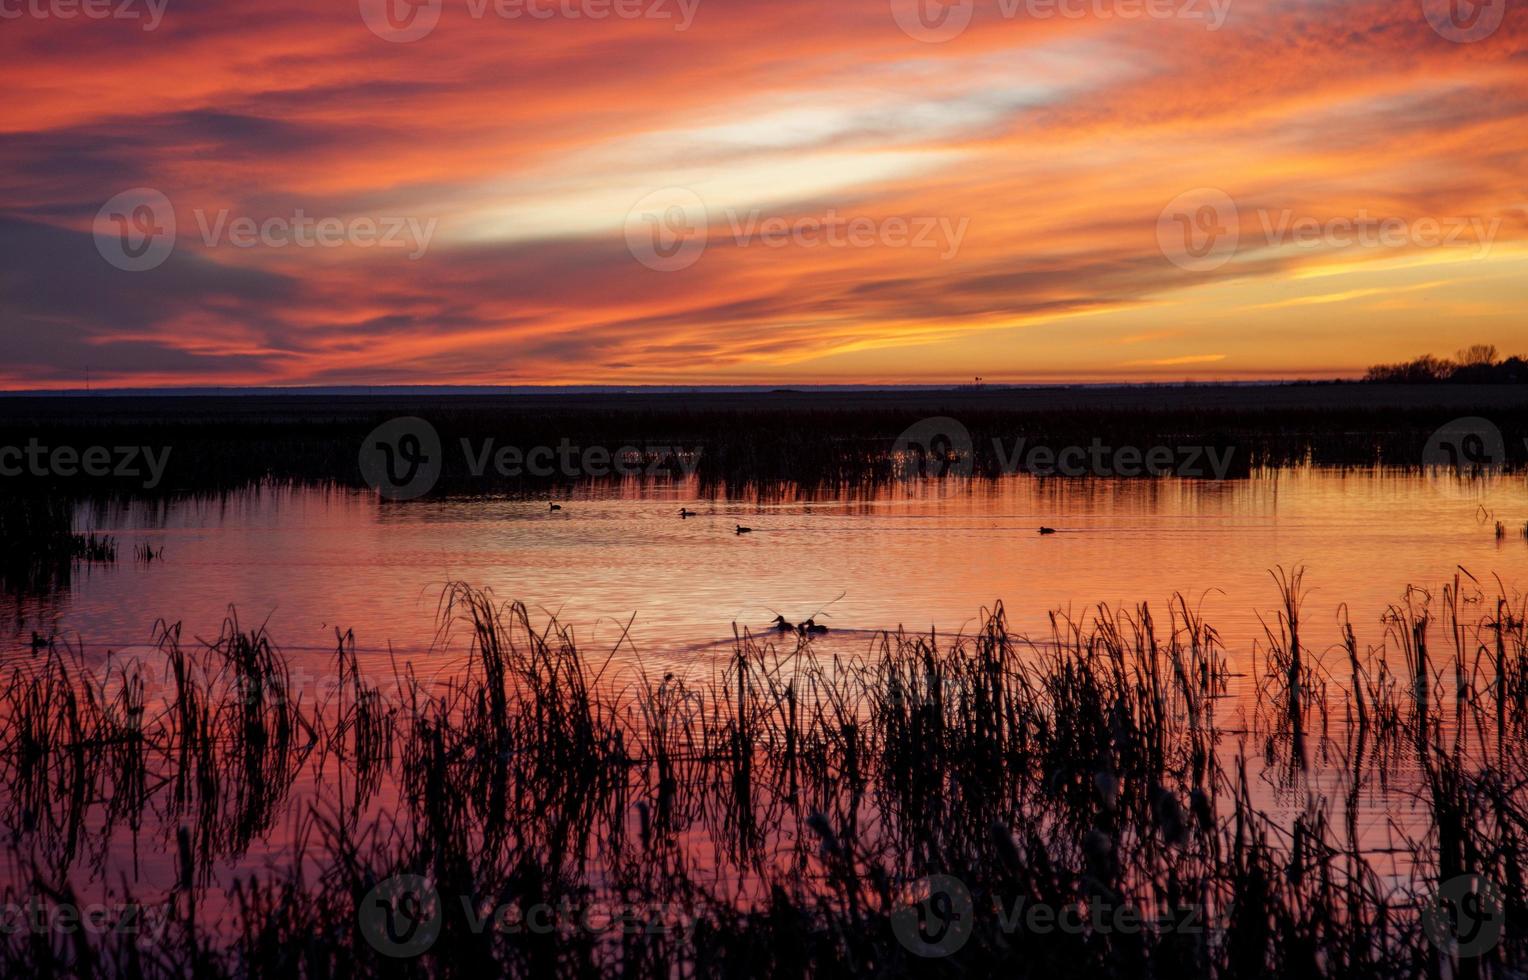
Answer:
[1, 576, 1526, 976]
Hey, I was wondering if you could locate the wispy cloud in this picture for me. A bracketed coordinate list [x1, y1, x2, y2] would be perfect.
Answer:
[1124, 354, 1228, 367]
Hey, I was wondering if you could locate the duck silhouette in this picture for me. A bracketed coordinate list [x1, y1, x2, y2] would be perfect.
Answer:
[549, 503, 562, 511]
[1038, 526, 1057, 535]
[736, 525, 752, 535]
[679, 508, 697, 518]
[29, 632, 48, 651]
[770, 614, 794, 632]
[798, 618, 829, 636]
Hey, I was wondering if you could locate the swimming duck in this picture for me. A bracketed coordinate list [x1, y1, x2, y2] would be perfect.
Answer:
[549, 503, 562, 511]
[798, 618, 829, 636]
[1038, 526, 1057, 535]
[736, 525, 752, 535]
[770, 614, 794, 633]
[30, 632, 48, 650]
[679, 508, 697, 518]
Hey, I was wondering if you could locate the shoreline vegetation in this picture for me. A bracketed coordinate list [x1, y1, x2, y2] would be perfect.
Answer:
[0, 496, 117, 595]
[1364, 345, 1527, 385]
[0, 578, 1524, 976]
[1, 381, 1526, 497]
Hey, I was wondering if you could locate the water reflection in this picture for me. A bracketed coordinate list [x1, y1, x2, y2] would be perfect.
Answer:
[4, 469, 1526, 676]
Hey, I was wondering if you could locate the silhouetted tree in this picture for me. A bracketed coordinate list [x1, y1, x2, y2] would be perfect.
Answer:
[1364, 355, 1453, 383]
[1365, 345, 1524, 383]
[1457, 344, 1499, 367]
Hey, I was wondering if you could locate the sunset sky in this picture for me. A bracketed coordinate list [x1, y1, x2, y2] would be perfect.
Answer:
[2, 0, 1524, 389]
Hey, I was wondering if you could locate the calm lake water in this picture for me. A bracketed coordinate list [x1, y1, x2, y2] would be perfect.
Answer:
[7, 468, 1527, 679]
[3, 467, 1526, 951]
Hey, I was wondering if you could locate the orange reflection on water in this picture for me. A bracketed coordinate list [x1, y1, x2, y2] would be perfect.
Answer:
[11, 469, 1525, 681]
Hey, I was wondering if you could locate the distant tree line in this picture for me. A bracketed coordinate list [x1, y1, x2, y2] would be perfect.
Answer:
[1365, 344, 1526, 383]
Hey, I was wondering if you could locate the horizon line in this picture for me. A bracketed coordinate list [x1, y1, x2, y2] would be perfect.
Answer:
[0, 378, 1365, 397]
